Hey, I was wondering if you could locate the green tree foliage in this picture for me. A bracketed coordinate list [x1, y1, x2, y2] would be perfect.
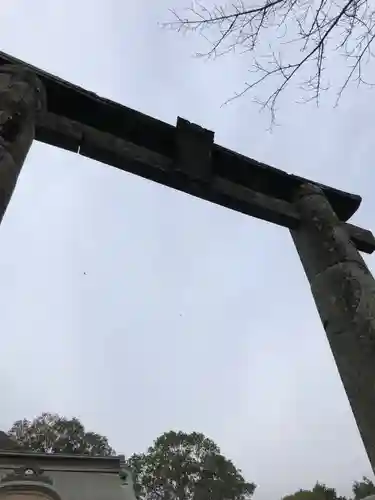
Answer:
[352, 477, 375, 500]
[6, 413, 374, 500]
[127, 430, 255, 500]
[8, 412, 115, 456]
[283, 482, 348, 500]
[283, 490, 320, 500]
[312, 482, 347, 500]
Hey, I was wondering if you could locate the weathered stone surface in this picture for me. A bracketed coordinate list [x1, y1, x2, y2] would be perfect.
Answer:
[36, 112, 82, 152]
[291, 183, 375, 471]
[0, 64, 45, 223]
[0, 452, 136, 500]
[0, 465, 59, 500]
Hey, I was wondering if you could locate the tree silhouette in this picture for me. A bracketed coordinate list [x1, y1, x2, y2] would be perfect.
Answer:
[167, 0, 375, 121]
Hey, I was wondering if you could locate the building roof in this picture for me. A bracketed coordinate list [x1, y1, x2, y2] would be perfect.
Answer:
[0, 450, 136, 500]
[0, 432, 122, 472]
[0, 450, 122, 473]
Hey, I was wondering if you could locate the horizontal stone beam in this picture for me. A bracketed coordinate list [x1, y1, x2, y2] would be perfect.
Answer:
[213, 178, 375, 253]
[35, 112, 375, 254]
[0, 50, 361, 220]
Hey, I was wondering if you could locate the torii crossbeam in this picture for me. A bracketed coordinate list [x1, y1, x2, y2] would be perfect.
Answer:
[1, 52, 375, 471]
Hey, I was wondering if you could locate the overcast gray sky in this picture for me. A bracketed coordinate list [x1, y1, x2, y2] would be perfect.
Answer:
[0, 0, 375, 499]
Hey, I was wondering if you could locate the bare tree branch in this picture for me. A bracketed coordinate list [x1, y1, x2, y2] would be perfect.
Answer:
[163, 0, 375, 122]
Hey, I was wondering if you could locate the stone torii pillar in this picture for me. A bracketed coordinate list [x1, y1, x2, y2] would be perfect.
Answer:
[0, 65, 45, 223]
[291, 183, 375, 470]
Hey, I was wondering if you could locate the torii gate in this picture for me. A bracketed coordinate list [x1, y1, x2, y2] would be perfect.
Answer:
[1, 53, 375, 471]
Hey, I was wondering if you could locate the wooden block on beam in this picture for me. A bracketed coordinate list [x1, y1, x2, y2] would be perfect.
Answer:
[175, 117, 214, 181]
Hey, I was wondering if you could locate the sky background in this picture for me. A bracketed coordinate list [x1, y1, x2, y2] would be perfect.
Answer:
[0, 1, 375, 499]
